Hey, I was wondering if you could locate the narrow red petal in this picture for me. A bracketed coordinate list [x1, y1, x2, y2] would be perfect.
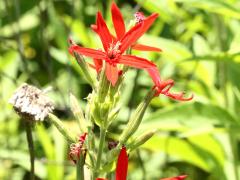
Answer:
[146, 67, 161, 86]
[106, 63, 119, 86]
[120, 23, 142, 53]
[160, 175, 188, 180]
[96, 178, 107, 180]
[132, 43, 162, 52]
[119, 55, 156, 69]
[111, 2, 126, 39]
[137, 13, 158, 38]
[116, 147, 128, 180]
[69, 45, 106, 59]
[96, 12, 113, 51]
[93, 58, 103, 73]
[120, 13, 158, 53]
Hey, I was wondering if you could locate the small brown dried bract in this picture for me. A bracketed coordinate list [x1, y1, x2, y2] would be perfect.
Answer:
[9, 83, 54, 122]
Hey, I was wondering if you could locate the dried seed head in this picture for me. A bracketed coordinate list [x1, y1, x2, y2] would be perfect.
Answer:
[9, 83, 54, 122]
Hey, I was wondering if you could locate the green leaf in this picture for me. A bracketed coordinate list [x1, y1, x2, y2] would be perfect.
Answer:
[175, 0, 240, 19]
[142, 102, 239, 131]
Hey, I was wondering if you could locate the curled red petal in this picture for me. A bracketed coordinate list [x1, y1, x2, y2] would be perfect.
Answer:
[116, 147, 128, 180]
[111, 2, 125, 39]
[153, 79, 193, 101]
[106, 63, 119, 86]
[69, 45, 106, 59]
[160, 175, 188, 180]
[119, 55, 156, 69]
[96, 12, 113, 51]
[164, 91, 194, 101]
[132, 43, 162, 52]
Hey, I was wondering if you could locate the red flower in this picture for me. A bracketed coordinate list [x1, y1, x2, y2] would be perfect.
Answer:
[69, 2, 160, 86]
[69, 133, 87, 164]
[115, 147, 128, 180]
[97, 147, 186, 180]
[160, 175, 188, 180]
[97, 147, 128, 180]
[147, 67, 193, 101]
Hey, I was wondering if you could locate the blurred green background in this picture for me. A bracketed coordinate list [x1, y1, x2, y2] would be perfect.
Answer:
[1, 0, 240, 179]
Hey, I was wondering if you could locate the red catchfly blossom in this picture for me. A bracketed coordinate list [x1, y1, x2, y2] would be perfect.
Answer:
[69, 2, 161, 86]
[160, 175, 188, 180]
[96, 147, 128, 180]
[96, 147, 186, 180]
[147, 67, 193, 101]
[69, 133, 87, 164]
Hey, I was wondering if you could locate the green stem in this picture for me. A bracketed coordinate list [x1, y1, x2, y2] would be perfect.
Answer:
[229, 128, 239, 180]
[76, 153, 85, 180]
[93, 128, 107, 179]
[25, 121, 35, 180]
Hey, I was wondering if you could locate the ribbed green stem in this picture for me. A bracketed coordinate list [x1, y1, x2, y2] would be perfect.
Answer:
[76, 153, 85, 180]
[93, 128, 107, 179]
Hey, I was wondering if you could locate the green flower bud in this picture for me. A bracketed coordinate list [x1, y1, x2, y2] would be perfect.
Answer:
[128, 129, 157, 151]
[100, 101, 111, 120]
[73, 52, 96, 89]
[91, 101, 102, 127]
[97, 64, 110, 103]
[70, 93, 88, 133]
[119, 90, 155, 144]
[48, 113, 76, 143]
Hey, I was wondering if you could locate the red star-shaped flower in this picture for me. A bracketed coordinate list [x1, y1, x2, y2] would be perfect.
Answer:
[69, 2, 160, 86]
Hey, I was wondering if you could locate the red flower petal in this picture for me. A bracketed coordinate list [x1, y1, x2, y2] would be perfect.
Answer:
[153, 79, 193, 101]
[106, 63, 119, 86]
[111, 2, 126, 39]
[116, 147, 128, 180]
[119, 55, 156, 69]
[160, 175, 188, 180]
[163, 91, 194, 101]
[120, 23, 142, 53]
[120, 13, 158, 53]
[93, 58, 103, 73]
[96, 12, 113, 51]
[69, 45, 106, 59]
[132, 43, 162, 52]
[146, 67, 161, 86]
[135, 13, 158, 40]
[96, 178, 107, 180]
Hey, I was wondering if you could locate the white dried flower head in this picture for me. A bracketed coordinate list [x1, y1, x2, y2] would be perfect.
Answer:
[9, 83, 54, 122]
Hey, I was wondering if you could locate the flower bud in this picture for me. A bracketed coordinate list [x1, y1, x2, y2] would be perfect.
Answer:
[71, 49, 96, 89]
[48, 113, 76, 143]
[91, 101, 102, 126]
[128, 129, 157, 151]
[97, 64, 110, 103]
[119, 90, 155, 144]
[70, 93, 88, 133]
